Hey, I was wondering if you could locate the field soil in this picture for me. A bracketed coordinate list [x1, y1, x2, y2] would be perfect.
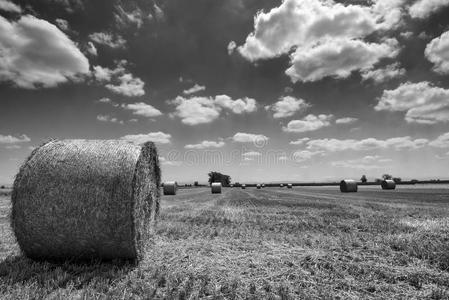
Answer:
[0, 186, 448, 299]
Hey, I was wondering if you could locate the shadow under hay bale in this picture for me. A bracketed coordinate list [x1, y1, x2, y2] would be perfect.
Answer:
[381, 179, 396, 190]
[340, 179, 358, 193]
[211, 182, 222, 194]
[11, 139, 161, 262]
[163, 181, 177, 195]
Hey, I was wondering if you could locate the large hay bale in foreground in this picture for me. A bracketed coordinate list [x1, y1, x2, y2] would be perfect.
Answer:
[211, 182, 222, 194]
[163, 181, 177, 195]
[12, 139, 161, 262]
[340, 179, 358, 193]
[381, 179, 396, 190]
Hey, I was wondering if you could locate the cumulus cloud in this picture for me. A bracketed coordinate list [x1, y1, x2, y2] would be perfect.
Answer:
[55, 18, 69, 31]
[283, 114, 333, 133]
[227, 41, 237, 55]
[425, 31, 449, 74]
[376, 81, 449, 124]
[361, 63, 406, 83]
[232, 132, 269, 143]
[429, 132, 449, 148]
[0, 15, 89, 88]
[0, 134, 30, 144]
[306, 136, 428, 152]
[285, 38, 399, 83]
[115, 6, 145, 28]
[331, 155, 392, 169]
[169, 95, 257, 125]
[236, 0, 404, 82]
[335, 117, 358, 124]
[159, 156, 183, 166]
[122, 102, 162, 118]
[185, 140, 225, 149]
[242, 151, 262, 158]
[183, 84, 206, 95]
[293, 150, 323, 162]
[86, 42, 98, 56]
[92, 61, 145, 97]
[120, 132, 172, 145]
[266, 96, 310, 118]
[96, 114, 123, 124]
[0, 0, 21, 12]
[289, 137, 310, 145]
[89, 32, 126, 48]
[409, 0, 449, 19]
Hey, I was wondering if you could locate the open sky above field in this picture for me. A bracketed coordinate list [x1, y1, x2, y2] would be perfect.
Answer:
[1, 0, 449, 184]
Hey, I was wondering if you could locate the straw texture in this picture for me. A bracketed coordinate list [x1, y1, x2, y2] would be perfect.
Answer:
[11, 139, 160, 262]
[163, 181, 177, 195]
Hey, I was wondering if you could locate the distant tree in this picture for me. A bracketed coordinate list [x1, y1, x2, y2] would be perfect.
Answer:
[382, 174, 393, 180]
[234, 182, 241, 187]
[393, 177, 402, 183]
[208, 171, 231, 187]
[0, 185, 4, 189]
[375, 178, 382, 183]
[194, 181, 199, 187]
[360, 175, 367, 183]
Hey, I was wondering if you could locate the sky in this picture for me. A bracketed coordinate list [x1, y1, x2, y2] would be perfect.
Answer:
[1, 0, 449, 184]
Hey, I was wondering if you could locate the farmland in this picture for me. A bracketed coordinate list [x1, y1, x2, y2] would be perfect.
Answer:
[0, 186, 448, 299]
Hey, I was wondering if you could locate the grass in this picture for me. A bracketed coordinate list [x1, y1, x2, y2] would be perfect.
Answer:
[0, 186, 448, 299]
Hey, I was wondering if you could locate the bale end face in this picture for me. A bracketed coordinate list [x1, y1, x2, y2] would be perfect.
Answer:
[11, 139, 160, 262]
[211, 182, 222, 194]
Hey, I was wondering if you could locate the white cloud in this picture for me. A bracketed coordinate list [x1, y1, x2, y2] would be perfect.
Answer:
[92, 62, 145, 97]
[0, 0, 21, 13]
[159, 156, 183, 166]
[283, 114, 333, 133]
[293, 150, 322, 162]
[227, 41, 237, 55]
[289, 137, 310, 145]
[55, 18, 69, 31]
[89, 32, 126, 48]
[266, 96, 310, 118]
[122, 102, 162, 118]
[0, 134, 30, 144]
[236, 0, 404, 82]
[115, 6, 144, 28]
[306, 136, 428, 152]
[185, 140, 225, 149]
[425, 31, 449, 74]
[409, 0, 449, 19]
[96, 114, 123, 124]
[232, 132, 269, 143]
[361, 63, 406, 83]
[285, 38, 399, 83]
[0, 15, 89, 88]
[332, 155, 393, 169]
[429, 132, 449, 148]
[97, 97, 111, 103]
[242, 151, 262, 158]
[183, 84, 206, 95]
[87, 42, 98, 56]
[120, 132, 172, 145]
[335, 117, 358, 125]
[376, 81, 449, 124]
[106, 73, 145, 97]
[169, 95, 257, 125]
[153, 3, 165, 22]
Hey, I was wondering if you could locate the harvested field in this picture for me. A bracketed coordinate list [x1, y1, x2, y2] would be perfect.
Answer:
[0, 186, 448, 299]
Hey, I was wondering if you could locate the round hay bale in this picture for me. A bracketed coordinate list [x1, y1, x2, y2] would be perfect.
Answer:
[340, 179, 358, 193]
[261, 184, 265, 188]
[256, 184, 261, 189]
[211, 182, 222, 194]
[280, 184, 284, 188]
[242, 184, 246, 189]
[11, 139, 160, 262]
[163, 181, 177, 195]
[381, 179, 396, 190]
[287, 184, 293, 189]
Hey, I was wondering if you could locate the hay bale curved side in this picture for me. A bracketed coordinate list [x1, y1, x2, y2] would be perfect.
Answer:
[340, 179, 358, 193]
[241, 184, 246, 189]
[163, 181, 177, 195]
[287, 184, 293, 189]
[381, 179, 396, 190]
[280, 184, 284, 188]
[211, 182, 222, 194]
[11, 139, 160, 261]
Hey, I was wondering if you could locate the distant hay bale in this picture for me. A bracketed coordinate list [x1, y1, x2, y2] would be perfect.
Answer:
[230, 184, 234, 188]
[242, 184, 246, 189]
[340, 179, 358, 193]
[280, 184, 284, 188]
[256, 184, 261, 189]
[287, 184, 292, 189]
[261, 184, 265, 188]
[381, 179, 396, 190]
[11, 139, 161, 262]
[163, 181, 177, 195]
[211, 182, 222, 194]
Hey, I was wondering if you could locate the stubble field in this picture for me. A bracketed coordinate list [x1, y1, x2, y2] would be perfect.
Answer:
[0, 186, 448, 299]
